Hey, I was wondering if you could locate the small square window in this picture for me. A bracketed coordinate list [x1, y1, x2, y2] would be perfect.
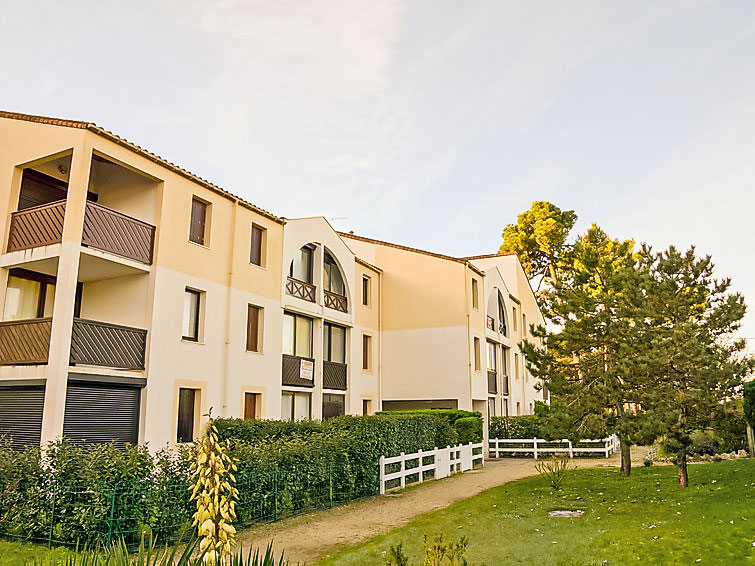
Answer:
[182, 288, 202, 341]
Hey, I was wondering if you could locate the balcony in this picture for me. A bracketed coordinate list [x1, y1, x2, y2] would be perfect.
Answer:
[282, 354, 315, 387]
[6, 200, 155, 265]
[323, 361, 347, 390]
[487, 370, 497, 394]
[0, 318, 147, 370]
[324, 290, 347, 313]
[286, 276, 316, 303]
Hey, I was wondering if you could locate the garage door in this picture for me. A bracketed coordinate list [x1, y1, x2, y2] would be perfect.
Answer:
[63, 382, 140, 448]
[0, 385, 45, 449]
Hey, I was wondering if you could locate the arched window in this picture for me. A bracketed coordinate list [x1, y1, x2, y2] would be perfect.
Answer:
[289, 245, 314, 283]
[498, 294, 508, 336]
[323, 251, 345, 296]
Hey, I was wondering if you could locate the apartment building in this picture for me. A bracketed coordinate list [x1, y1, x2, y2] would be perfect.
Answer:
[0, 110, 544, 451]
[340, 234, 547, 420]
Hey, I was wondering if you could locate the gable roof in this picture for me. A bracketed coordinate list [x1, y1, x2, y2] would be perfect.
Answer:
[0, 110, 284, 224]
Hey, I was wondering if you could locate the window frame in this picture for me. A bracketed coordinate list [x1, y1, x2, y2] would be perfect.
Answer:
[250, 224, 266, 267]
[471, 278, 479, 310]
[281, 390, 312, 421]
[323, 251, 345, 296]
[283, 311, 314, 358]
[182, 288, 202, 342]
[246, 304, 263, 352]
[243, 392, 260, 420]
[289, 246, 314, 284]
[362, 275, 371, 306]
[189, 196, 210, 246]
[362, 334, 372, 371]
[473, 337, 481, 372]
[176, 387, 198, 443]
[323, 321, 347, 363]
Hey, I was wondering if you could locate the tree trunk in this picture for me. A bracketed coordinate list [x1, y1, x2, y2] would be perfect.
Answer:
[747, 423, 755, 458]
[619, 436, 632, 477]
[676, 449, 689, 487]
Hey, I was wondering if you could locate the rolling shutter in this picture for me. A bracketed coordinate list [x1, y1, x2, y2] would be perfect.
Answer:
[63, 382, 140, 448]
[0, 384, 45, 449]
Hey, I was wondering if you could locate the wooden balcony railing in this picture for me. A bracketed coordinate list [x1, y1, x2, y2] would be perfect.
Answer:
[0, 318, 52, 365]
[323, 361, 347, 390]
[6, 200, 66, 252]
[324, 290, 348, 313]
[82, 202, 155, 265]
[286, 277, 316, 303]
[487, 370, 497, 394]
[70, 318, 147, 370]
[282, 354, 315, 387]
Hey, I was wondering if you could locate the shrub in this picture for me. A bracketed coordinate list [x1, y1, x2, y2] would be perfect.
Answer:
[453, 417, 482, 444]
[489, 416, 541, 439]
[214, 419, 323, 444]
[534, 456, 570, 490]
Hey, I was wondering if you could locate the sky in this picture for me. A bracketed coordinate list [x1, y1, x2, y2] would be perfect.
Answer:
[2, 0, 754, 344]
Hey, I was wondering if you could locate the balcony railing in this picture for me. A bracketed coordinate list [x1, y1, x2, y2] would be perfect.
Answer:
[70, 318, 147, 370]
[286, 277, 316, 303]
[323, 361, 347, 390]
[282, 354, 315, 387]
[0, 317, 146, 370]
[6, 200, 66, 252]
[324, 290, 348, 313]
[0, 318, 52, 365]
[5, 200, 155, 265]
[82, 202, 155, 265]
[487, 370, 497, 394]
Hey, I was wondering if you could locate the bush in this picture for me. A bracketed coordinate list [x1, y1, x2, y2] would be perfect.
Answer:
[489, 416, 541, 439]
[214, 419, 323, 443]
[453, 417, 482, 444]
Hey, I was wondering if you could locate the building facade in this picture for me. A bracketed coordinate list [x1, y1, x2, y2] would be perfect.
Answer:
[0, 111, 544, 451]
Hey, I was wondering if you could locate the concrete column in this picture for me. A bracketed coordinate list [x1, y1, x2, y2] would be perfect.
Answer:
[39, 143, 91, 445]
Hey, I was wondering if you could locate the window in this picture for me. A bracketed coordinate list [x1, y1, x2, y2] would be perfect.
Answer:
[472, 279, 479, 309]
[246, 305, 263, 352]
[487, 397, 496, 418]
[362, 334, 372, 370]
[281, 391, 311, 421]
[362, 399, 372, 415]
[512, 306, 518, 332]
[290, 246, 313, 283]
[2, 270, 56, 321]
[487, 341, 497, 372]
[516, 402, 521, 416]
[498, 295, 507, 336]
[244, 392, 260, 420]
[250, 224, 266, 266]
[189, 197, 209, 246]
[182, 289, 202, 341]
[503, 399, 509, 417]
[323, 252, 345, 296]
[282, 312, 313, 358]
[177, 388, 198, 442]
[515, 353, 520, 379]
[362, 276, 371, 306]
[322, 393, 345, 419]
[522, 313, 527, 337]
[473, 337, 481, 371]
[529, 402, 533, 415]
[323, 322, 346, 363]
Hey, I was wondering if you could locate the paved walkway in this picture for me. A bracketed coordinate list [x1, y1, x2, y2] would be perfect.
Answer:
[237, 451, 643, 564]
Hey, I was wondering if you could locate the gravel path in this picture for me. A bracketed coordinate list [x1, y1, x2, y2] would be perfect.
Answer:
[236, 449, 651, 564]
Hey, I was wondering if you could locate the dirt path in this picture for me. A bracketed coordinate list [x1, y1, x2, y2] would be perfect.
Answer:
[237, 449, 650, 564]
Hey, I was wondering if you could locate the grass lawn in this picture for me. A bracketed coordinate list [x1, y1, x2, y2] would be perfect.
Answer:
[315, 459, 755, 566]
[0, 540, 82, 565]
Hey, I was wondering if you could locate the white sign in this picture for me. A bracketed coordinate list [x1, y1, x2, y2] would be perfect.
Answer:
[300, 359, 314, 380]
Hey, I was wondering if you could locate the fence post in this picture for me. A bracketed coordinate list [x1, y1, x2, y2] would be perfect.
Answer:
[379, 456, 386, 495]
[533, 438, 538, 460]
[605, 438, 610, 458]
[106, 488, 116, 547]
[418, 449, 423, 483]
[568, 440, 574, 459]
[399, 452, 405, 489]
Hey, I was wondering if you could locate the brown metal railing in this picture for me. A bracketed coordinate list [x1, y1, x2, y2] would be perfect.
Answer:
[82, 202, 155, 265]
[323, 361, 347, 390]
[6, 200, 66, 252]
[324, 290, 348, 313]
[282, 354, 315, 387]
[487, 370, 497, 394]
[0, 318, 52, 365]
[70, 318, 147, 370]
[286, 277, 316, 303]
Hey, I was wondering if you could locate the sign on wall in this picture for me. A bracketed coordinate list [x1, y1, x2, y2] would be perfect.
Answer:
[300, 359, 314, 380]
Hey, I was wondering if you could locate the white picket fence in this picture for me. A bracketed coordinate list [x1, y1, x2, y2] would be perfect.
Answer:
[379, 442, 484, 495]
[488, 434, 620, 459]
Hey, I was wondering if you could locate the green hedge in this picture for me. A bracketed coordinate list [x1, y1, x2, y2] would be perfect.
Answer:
[454, 417, 483, 443]
[375, 409, 482, 446]
[489, 415, 542, 439]
[745, 381, 755, 428]
[214, 418, 323, 443]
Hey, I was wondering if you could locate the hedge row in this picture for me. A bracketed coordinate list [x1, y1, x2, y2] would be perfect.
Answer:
[0, 413, 459, 547]
[375, 409, 483, 444]
[489, 415, 542, 439]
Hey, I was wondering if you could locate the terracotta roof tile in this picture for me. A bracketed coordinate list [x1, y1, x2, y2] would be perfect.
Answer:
[0, 110, 284, 224]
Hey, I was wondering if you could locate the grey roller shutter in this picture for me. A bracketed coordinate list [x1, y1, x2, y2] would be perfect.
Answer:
[0, 385, 45, 449]
[63, 382, 140, 448]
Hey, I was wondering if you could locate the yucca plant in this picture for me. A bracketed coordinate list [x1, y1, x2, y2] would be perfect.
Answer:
[189, 411, 240, 565]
